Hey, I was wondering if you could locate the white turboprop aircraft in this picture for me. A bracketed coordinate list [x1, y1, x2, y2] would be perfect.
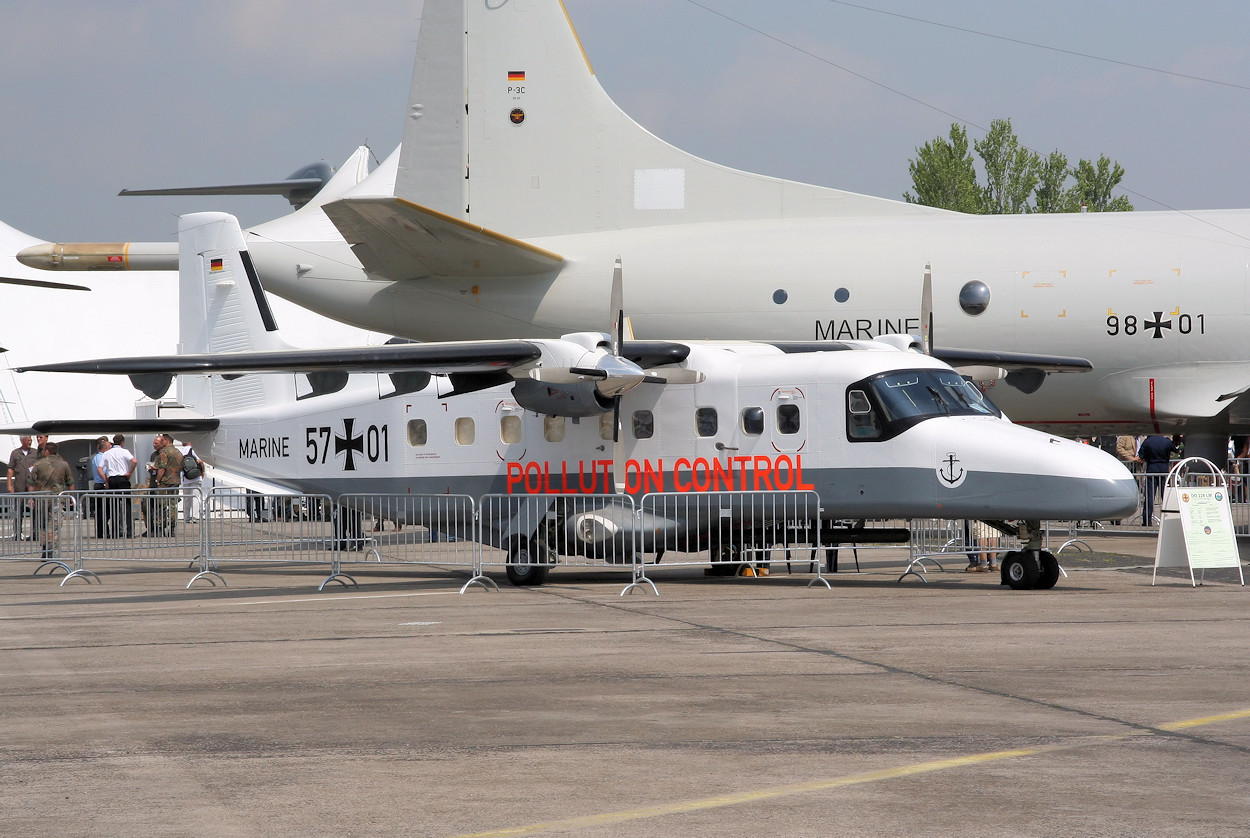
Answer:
[17, 212, 1137, 589]
[16, 0, 1250, 465]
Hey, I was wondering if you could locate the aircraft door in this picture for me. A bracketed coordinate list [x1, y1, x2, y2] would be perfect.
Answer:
[495, 400, 527, 463]
[769, 387, 808, 454]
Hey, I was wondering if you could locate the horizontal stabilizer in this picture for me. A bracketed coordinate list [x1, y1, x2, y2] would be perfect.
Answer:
[120, 160, 335, 209]
[18, 340, 543, 377]
[322, 196, 564, 281]
[0, 418, 220, 436]
[120, 179, 323, 199]
[933, 348, 1092, 374]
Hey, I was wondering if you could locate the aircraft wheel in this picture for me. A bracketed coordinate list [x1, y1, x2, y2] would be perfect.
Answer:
[506, 536, 550, 586]
[706, 540, 742, 576]
[1035, 551, 1061, 590]
[1001, 550, 1039, 590]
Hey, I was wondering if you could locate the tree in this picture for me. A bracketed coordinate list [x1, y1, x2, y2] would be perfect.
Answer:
[975, 119, 1038, 214]
[1069, 155, 1134, 212]
[905, 121, 1132, 214]
[903, 123, 981, 214]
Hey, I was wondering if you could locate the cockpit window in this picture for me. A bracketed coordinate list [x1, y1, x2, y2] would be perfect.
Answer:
[847, 369, 999, 442]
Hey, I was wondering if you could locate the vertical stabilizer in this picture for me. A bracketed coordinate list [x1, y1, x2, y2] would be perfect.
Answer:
[177, 212, 295, 415]
[394, 0, 925, 240]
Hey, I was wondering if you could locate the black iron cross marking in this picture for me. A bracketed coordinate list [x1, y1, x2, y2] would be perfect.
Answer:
[1144, 311, 1173, 339]
[335, 418, 365, 471]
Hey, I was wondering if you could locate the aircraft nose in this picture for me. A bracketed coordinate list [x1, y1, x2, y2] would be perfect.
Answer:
[1070, 445, 1139, 520]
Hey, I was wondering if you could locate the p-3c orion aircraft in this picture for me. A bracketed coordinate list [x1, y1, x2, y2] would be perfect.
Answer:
[16, 212, 1137, 589]
[17, 0, 1250, 467]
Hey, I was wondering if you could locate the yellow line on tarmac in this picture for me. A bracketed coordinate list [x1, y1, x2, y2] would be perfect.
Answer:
[452, 708, 1250, 838]
[1157, 707, 1250, 730]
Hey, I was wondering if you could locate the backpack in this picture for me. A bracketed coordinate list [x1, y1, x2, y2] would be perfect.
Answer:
[181, 449, 203, 481]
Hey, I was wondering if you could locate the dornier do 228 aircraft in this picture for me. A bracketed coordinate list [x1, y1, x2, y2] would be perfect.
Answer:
[16, 212, 1137, 589]
[16, 0, 1250, 466]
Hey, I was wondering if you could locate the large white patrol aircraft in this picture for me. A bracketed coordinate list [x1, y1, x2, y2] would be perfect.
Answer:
[16, 0, 1250, 464]
[17, 212, 1137, 589]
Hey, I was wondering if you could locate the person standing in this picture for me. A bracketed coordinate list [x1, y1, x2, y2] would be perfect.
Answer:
[1137, 434, 1180, 527]
[178, 443, 204, 522]
[99, 433, 137, 537]
[28, 441, 74, 559]
[151, 434, 184, 536]
[90, 436, 110, 538]
[7, 434, 39, 540]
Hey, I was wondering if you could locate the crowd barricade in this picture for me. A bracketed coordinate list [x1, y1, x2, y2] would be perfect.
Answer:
[902, 518, 1021, 582]
[635, 490, 829, 594]
[0, 493, 60, 561]
[26, 489, 208, 585]
[476, 493, 641, 591]
[201, 488, 341, 588]
[333, 493, 484, 592]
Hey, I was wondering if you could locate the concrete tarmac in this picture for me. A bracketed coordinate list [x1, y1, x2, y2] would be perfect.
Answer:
[2, 537, 1248, 837]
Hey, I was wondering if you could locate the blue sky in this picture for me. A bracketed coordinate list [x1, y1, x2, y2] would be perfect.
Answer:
[3, 0, 1248, 242]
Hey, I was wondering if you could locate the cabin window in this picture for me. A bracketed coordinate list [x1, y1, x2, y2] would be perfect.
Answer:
[633, 410, 655, 439]
[544, 415, 566, 443]
[776, 403, 801, 435]
[847, 389, 882, 440]
[500, 415, 522, 444]
[455, 417, 475, 446]
[599, 412, 616, 441]
[695, 407, 718, 437]
[741, 406, 764, 436]
[407, 419, 428, 447]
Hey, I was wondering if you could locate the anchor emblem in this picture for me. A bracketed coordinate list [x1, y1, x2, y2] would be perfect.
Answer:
[938, 452, 966, 488]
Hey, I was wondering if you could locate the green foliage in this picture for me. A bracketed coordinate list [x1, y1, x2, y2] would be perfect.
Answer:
[903, 124, 981, 214]
[905, 119, 1133, 214]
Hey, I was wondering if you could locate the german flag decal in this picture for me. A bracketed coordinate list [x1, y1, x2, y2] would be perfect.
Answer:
[507, 70, 525, 81]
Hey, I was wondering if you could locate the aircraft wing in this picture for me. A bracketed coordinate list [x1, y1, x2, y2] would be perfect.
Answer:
[0, 418, 221, 435]
[17, 340, 542, 377]
[932, 348, 1092, 373]
[322, 196, 564, 281]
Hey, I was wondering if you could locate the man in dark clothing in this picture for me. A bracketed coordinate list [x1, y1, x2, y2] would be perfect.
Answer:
[1138, 434, 1180, 526]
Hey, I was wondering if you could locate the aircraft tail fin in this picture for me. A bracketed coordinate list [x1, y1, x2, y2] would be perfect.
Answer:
[177, 212, 297, 415]
[395, 0, 930, 240]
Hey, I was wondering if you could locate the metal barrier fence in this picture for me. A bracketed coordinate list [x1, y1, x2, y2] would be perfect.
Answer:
[634, 491, 829, 594]
[8, 485, 1135, 592]
[904, 518, 1021, 582]
[476, 494, 639, 590]
[335, 493, 483, 592]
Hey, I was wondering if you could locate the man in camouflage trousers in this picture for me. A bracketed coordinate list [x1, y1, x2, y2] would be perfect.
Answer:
[150, 434, 185, 537]
[29, 441, 74, 559]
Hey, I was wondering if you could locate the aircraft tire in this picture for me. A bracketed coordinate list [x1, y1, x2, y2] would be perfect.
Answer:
[506, 536, 550, 586]
[706, 540, 742, 576]
[1001, 551, 1039, 591]
[1035, 551, 1061, 590]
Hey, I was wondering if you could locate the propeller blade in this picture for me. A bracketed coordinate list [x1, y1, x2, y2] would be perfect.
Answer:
[610, 256, 624, 355]
[613, 396, 626, 494]
[921, 261, 933, 355]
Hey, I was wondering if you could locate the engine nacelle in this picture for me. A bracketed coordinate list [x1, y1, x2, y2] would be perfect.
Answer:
[511, 378, 615, 417]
